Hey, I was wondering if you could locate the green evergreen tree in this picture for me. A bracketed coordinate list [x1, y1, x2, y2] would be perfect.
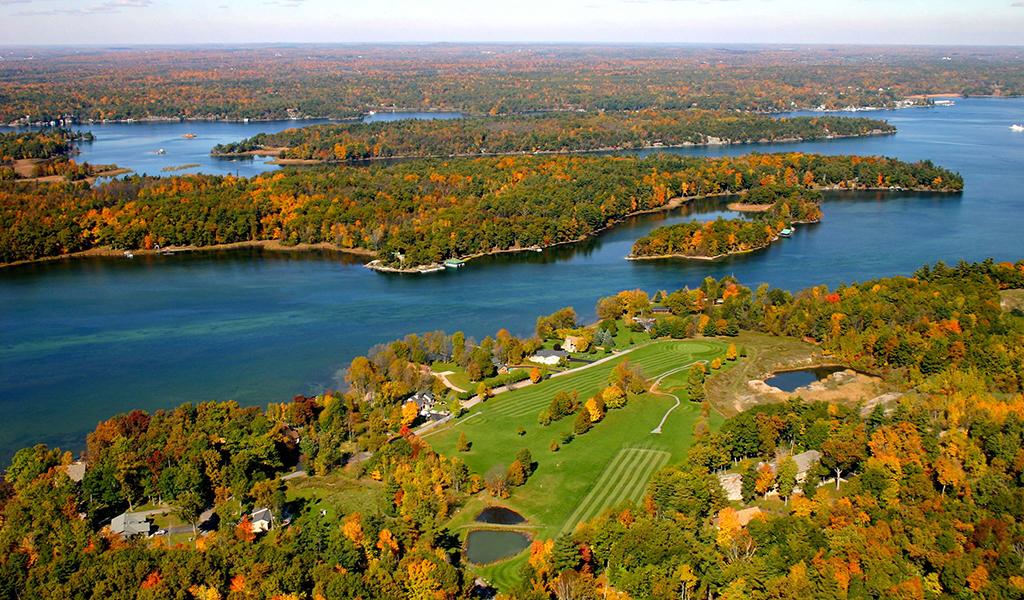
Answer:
[741, 461, 759, 504]
[550, 534, 580, 573]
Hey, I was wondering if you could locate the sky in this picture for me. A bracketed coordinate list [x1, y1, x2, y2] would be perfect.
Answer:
[0, 0, 1023, 46]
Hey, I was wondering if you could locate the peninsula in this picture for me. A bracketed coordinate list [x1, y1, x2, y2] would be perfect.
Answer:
[211, 111, 896, 163]
[0, 153, 962, 269]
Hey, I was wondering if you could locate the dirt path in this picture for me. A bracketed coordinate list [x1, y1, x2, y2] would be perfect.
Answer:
[435, 371, 468, 393]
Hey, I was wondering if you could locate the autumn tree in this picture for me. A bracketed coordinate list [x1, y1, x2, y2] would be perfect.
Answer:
[821, 422, 867, 489]
[687, 364, 706, 402]
[401, 400, 419, 427]
[585, 395, 606, 422]
[507, 459, 528, 486]
[175, 490, 206, 542]
[574, 409, 593, 435]
[755, 463, 776, 498]
[776, 455, 798, 503]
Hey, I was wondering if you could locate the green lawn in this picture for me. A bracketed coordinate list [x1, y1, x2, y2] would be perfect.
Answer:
[427, 339, 726, 541]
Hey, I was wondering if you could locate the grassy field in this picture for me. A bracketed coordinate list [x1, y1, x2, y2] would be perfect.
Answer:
[426, 339, 726, 542]
[285, 470, 385, 520]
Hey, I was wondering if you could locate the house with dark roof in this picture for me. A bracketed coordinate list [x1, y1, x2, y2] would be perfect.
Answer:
[251, 508, 274, 533]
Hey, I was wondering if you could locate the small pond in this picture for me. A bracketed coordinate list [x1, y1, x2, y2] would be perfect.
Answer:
[765, 366, 846, 392]
[475, 506, 527, 525]
[465, 530, 532, 564]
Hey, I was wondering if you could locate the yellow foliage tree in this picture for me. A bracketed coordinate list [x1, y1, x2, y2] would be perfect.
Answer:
[401, 400, 419, 427]
[585, 396, 605, 422]
[406, 559, 442, 600]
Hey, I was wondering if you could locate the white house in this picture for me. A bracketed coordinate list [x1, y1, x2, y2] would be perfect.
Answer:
[528, 349, 568, 366]
[251, 508, 274, 533]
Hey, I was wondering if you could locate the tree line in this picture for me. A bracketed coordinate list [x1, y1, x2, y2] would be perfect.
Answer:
[4, 45, 1023, 123]
[212, 112, 895, 161]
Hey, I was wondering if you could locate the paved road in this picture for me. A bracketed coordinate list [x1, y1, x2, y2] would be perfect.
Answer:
[417, 343, 652, 437]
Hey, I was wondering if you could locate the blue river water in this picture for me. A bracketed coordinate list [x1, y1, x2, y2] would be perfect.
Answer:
[0, 100, 1022, 460]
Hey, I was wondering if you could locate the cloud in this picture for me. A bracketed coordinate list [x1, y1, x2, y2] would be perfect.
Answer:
[1012, 1, 1024, 6]
[14, 0, 153, 16]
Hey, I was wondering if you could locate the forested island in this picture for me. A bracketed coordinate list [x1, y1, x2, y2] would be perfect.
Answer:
[1, 259, 1023, 598]
[630, 186, 824, 260]
[211, 112, 895, 162]
[0, 129, 124, 183]
[3, 45, 1022, 123]
[0, 153, 961, 268]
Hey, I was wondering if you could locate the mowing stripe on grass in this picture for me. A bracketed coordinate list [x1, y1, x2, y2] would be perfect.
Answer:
[560, 447, 671, 534]
[560, 449, 642, 529]
[570, 449, 659, 527]
[560, 448, 666, 534]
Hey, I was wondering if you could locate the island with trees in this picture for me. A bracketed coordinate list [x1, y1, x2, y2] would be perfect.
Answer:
[0, 153, 961, 268]
[211, 112, 896, 163]
[630, 187, 824, 260]
[0, 259, 1022, 597]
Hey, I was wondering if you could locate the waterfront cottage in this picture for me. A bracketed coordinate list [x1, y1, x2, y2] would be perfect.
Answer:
[528, 349, 568, 366]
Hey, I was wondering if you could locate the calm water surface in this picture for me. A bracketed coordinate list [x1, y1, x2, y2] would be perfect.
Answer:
[465, 530, 531, 564]
[765, 367, 847, 392]
[1, 99, 1022, 460]
[1, 111, 464, 178]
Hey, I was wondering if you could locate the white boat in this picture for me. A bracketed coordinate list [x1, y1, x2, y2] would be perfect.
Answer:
[155, 148, 166, 155]
[1011, 124, 1024, 132]
[124, 251, 134, 259]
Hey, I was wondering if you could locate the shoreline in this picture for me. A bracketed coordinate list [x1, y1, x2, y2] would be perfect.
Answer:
[0, 185, 959, 271]
[0, 240, 376, 270]
[627, 238, 778, 262]
[363, 192, 735, 273]
[727, 202, 773, 213]
[212, 129, 896, 163]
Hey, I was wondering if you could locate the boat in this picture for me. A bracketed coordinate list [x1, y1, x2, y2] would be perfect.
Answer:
[182, 133, 197, 139]
[444, 258, 466, 269]
[155, 148, 166, 155]
[933, 99, 955, 107]
[779, 227, 794, 238]
[1011, 124, 1024, 132]
[532, 247, 543, 253]
[124, 251, 134, 259]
